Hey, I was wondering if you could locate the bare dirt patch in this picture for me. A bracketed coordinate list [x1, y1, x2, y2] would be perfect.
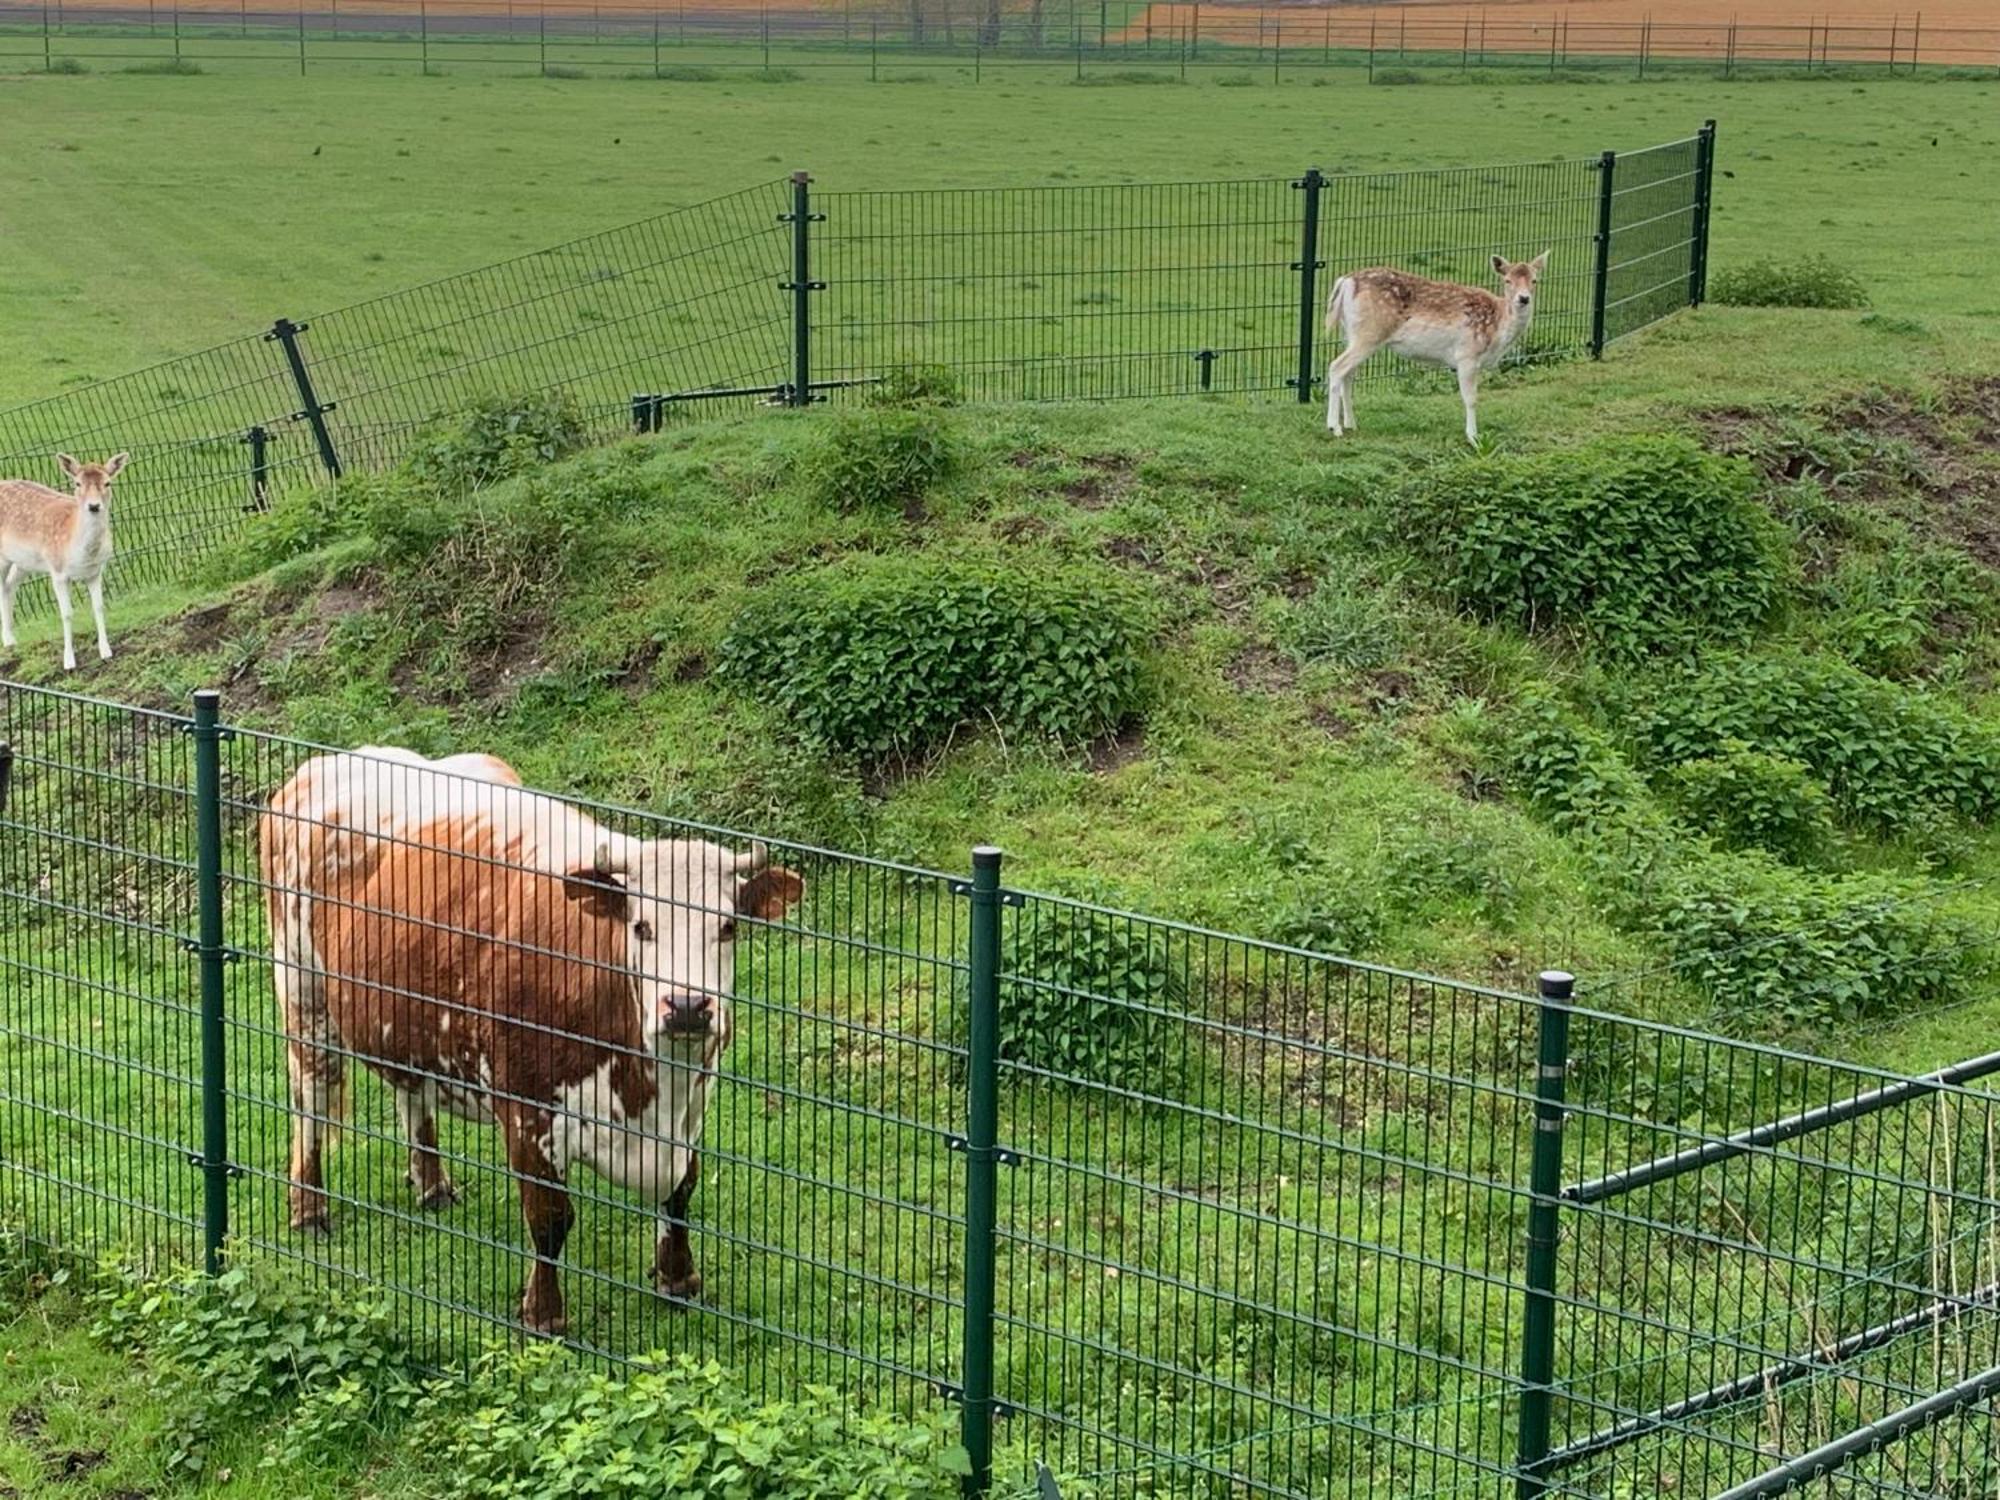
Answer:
[1707, 376, 2000, 568]
[1088, 722, 1147, 774]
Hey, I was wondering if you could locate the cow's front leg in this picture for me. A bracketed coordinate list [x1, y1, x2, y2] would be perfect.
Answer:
[393, 1079, 457, 1210]
[654, 1151, 702, 1304]
[503, 1108, 573, 1335]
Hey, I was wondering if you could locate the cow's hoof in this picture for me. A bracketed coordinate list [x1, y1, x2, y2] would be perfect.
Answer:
[291, 1215, 332, 1239]
[414, 1181, 459, 1211]
[656, 1272, 703, 1306]
[521, 1310, 568, 1339]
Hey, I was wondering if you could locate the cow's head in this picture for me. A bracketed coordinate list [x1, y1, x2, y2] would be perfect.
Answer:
[565, 838, 805, 1051]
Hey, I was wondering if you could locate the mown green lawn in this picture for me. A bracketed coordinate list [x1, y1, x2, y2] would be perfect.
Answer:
[0, 67, 1996, 403]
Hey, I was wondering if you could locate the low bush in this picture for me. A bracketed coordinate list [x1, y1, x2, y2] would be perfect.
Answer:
[717, 554, 1154, 757]
[402, 388, 589, 494]
[417, 1345, 967, 1498]
[1369, 67, 1425, 85]
[864, 363, 964, 409]
[89, 1263, 425, 1476]
[653, 64, 724, 80]
[1506, 692, 1655, 836]
[802, 406, 957, 512]
[122, 56, 202, 74]
[1644, 850, 1975, 1030]
[43, 56, 89, 74]
[1397, 434, 1782, 656]
[1626, 652, 2000, 835]
[1665, 742, 1835, 863]
[1710, 255, 1870, 309]
[981, 894, 1187, 1091]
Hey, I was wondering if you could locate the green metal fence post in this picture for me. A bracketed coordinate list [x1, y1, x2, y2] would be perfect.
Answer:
[1588, 148, 1617, 359]
[1513, 969, 1573, 1499]
[420, 0, 429, 73]
[959, 845, 1006, 1498]
[266, 318, 343, 478]
[0, 741, 13, 817]
[297, 6, 306, 75]
[189, 690, 234, 1279]
[1289, 167, 1326, 404]
[779, 172, 823, 407]
[1689, 119, 1717, 305]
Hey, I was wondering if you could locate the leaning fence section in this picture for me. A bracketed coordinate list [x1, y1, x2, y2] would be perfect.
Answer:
[0, 128, 1714, 625]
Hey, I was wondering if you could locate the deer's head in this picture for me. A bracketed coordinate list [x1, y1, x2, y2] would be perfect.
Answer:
[1491, 252, 1550, 314]
[57, 453, 129, 516]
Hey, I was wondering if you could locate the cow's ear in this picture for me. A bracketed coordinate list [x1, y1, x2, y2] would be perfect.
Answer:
[562, 866, 629, 921]
[736, 866, 804, 921]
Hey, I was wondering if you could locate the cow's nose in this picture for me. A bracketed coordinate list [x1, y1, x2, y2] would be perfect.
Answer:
[661, 992, 712, 1029]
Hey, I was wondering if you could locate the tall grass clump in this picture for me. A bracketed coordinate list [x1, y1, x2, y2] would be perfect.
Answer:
[1710, 255, 1870, 309]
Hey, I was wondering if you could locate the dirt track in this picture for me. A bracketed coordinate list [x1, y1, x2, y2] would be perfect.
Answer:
[24, 0, 2000, 66]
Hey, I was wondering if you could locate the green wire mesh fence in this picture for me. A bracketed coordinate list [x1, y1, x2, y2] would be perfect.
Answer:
[0, 126, 1714, 615]
[5, 677, 2000, 1497]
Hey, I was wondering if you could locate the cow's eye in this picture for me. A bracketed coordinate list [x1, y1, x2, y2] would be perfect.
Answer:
[719, 919, 738, 942]
[633, 920, 655, 942]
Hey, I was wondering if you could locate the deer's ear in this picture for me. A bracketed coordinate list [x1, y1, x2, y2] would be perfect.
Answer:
[1529, 250, 1550, 274]
[104, 453, 129, 478]
[56, 454, 81, 480]
[1490, 254, 1508, 276]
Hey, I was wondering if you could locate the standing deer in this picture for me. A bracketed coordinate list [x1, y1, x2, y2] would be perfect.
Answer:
[1323, 252, 1549, 445]
[0, 453, 128, 671]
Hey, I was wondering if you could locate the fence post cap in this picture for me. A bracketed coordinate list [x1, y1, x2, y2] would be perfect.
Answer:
[1538, 970, 1576, 1000]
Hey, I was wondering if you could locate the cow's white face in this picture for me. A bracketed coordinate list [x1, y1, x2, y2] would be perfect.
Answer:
[566, 838, 804, 1052]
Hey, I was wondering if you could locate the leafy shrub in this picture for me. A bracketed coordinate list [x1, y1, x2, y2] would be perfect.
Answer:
[123, 56, 203, 74]
[1397, 434, 1782, 656]
[88, 1263, 424, 1476]
[1644, 850, 1975, 1030]
[865, 363, 963, 408]
[654, 64, 724, 80]
[416, 1345, 967, 1498]
[978, 895, 1187, 1091]
[1369, 67, 1425, 85]
[402, 388, 589, 494]
[1710, 255, 1870, 310]
[1626, 652, 2000, 835]
[1666, 742, 1835, 863]
[717, 555, 1154, 757]
[1810, 544, 1992, 678]
[802, 407, 956, 512]
[1506, 692, 1654, 835]
[43, 56, 88, 74]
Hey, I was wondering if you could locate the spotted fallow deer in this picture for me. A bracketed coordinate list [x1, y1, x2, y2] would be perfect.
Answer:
[1323, 253, 1549, 445]
[0, 453, 127, 672]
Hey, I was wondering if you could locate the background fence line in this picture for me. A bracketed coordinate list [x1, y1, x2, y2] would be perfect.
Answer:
[0, 127, 1715, 617]
[3, 2, 1997, 78]
[4, 678, 2000, 1496]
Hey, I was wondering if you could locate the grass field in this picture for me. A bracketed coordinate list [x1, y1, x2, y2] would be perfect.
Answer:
[2, 72, 1997, 405]
[5, 61, 2000, 1500]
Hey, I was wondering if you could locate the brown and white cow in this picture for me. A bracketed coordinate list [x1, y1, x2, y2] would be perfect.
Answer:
[260, 746, 804, 1334]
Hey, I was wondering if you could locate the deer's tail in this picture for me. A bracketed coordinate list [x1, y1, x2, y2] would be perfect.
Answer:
[1324, 275, 1354, 339]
